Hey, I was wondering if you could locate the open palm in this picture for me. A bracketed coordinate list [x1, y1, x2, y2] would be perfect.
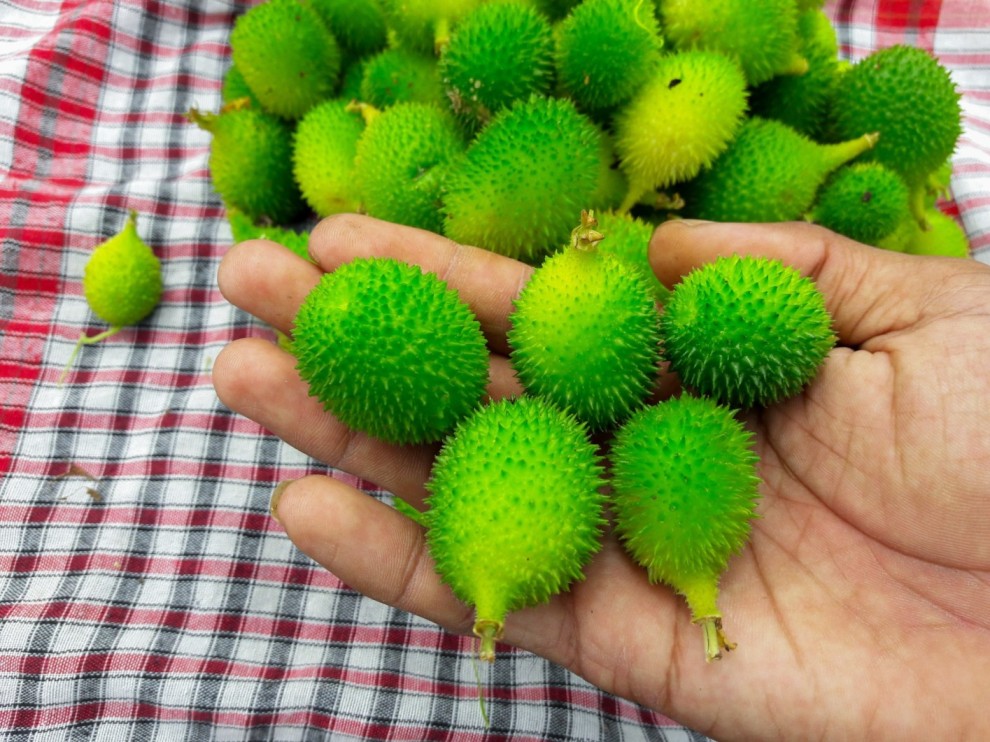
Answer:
[213, 214, 990, 740]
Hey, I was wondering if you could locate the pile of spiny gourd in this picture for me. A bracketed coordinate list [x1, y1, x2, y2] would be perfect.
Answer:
[192, 0, 969, 665]
[196, 0, 969, 265]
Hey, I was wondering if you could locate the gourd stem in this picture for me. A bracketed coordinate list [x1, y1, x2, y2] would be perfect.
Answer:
[58, 326, 122, 386]
[474, 619, 503, 663]
[698, 616, 736, 662]
[569, 209, 604, 252]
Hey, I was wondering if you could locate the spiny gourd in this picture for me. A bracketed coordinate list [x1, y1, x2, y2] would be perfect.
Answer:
[591, 133, 629, 213]
[507, 211, 662, 431]
[609, 393, 761, 661]
[748, 8, 843, 141]
[189, 101, 306, 226]
[425, 395, 606, 661]
[60, 211, 163, 384]
[902, 207, 971, 258]
[291, 256, 489, 445]
[359, 48, 444, 109]
[230, 0, 341, 120]
[828, 44, 963, 228]
[304, 0, 388, 65]
[657, 0, 808, 86]
[292, 99, 365, 218]
[438, 1, 555, 132]
[682, 116, 879, 224]
[226, 208, 312, 263]
[806, 162, 910, 246]
[339, 58, 369, 102]
[593, 210, 670, 303]
[532, 0, 581, 21]
[660, 255, 836, 408]
[352, 102, 465, 234]
[383, 0, 483, 54]
[442, 95, 610, 263]
[554, 0, 664, 117]
[613, 50, 749, 214]
[221, 63, 261, 108]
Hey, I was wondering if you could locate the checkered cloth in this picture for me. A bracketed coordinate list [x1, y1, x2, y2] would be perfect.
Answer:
[1, 1, 988, 739]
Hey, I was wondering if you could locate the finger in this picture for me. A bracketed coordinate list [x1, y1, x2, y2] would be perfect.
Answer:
[212, 337, 523, 502]
[309, 213, 534, 354]
[648, 219, 954, 347]
[213, 337, 436, 503]
[217, 238, 321, 335]
[272, 476, 681, 684]
[272, 475, 475, 637]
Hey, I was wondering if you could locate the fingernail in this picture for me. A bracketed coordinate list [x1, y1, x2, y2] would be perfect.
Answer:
[270, 480, 295, 523]
[670, 218, 712, 228]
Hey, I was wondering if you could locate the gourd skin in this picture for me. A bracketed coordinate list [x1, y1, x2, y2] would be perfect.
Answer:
[230, 0, 341, 119]
[442, 95, 607, 263]
[508, 246, 661, 431]
[426, 396, 606, 660]
[439, 1, 555, 131]
[609, 393, 760, 660]
[683, 116, 878, 224]
[660, 255, 836, 408]
[83, 212, 162, 328]
[355, 103, 465, 234]
[614, 50, 749, 212]
[291, 257, 489, 445]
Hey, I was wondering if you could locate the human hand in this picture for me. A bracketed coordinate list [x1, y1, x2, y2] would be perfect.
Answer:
[213, 213, 990, 740]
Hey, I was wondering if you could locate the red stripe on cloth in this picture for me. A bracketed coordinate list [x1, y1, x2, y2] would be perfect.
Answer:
[0, 228, 64, 478]
[876, 0, 943, 29]
[876, 0, 944, 49]
[0, 645, 678, 730]
[0, 702, 502, 741]
[0, 503, 276, 531]
[1, 3, 115, 477]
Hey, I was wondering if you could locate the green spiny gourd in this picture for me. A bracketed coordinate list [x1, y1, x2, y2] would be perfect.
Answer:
[221, 63, 261, 109]
[439, 1, 555, 132]
[508, 211, 662, 431]
[352, 102, 465, 234]
[554, 0, 664, 117]
[291, 257, 489, 444]
[425, 395, 606, 661]
[609, 393, 760, 661]
[682, 116, 878, 223]
[806, 162, 910, 246]
[293, 99, 365, 218]
[531, 0, 581, 21]
[303, 0, 387, 65]
[748, 8, 842, 141]
[60, 211, 162, 384]
[613, 50, 749, 213]
[903, 207, 971, 258]
[657, 0, 808, 86]
[188, 101, 306, 226]
[660, 255, 836, 408]
[828, 44, 963, 228]
[230, 0, 341, 120]
[590, 132, 629, 213]
[442, 95, 611, 263]
[339, 58, 369, 102]
[382, 0, 483, 54]
[359, 48, 445, 109]
[593, 210, 669, 303]
[226, 208, 312, 263]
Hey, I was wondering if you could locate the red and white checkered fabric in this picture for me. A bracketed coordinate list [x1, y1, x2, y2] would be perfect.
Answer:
[1, 1, 988, 739]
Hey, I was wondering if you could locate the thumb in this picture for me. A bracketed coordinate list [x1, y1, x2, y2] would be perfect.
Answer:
[271, 475, 471, 636]
[648, 219, 964, 347]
